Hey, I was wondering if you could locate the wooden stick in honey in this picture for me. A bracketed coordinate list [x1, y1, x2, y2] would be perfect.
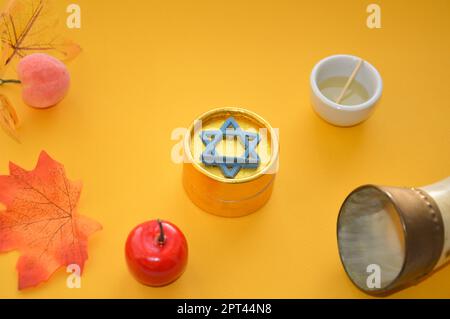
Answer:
[335, 59, 364, 104]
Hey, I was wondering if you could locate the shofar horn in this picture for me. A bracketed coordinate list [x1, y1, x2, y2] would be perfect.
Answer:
[337, 177, 450, 295]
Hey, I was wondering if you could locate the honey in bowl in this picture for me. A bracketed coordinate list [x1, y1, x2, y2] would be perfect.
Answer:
[319, 76, 370, 106]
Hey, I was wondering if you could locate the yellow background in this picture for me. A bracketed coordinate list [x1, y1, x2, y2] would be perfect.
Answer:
[0, 0, 449, 298]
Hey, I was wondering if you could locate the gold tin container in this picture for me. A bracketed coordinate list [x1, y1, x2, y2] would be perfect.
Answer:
[183, 107, 279, 217]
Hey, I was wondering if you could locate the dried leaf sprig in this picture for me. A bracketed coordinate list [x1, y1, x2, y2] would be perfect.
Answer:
[0, 0, 81, 142]
[0, 0, 81, 72]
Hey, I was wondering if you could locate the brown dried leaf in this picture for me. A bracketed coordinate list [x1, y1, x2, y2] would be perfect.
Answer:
[0, 94, 20, 142]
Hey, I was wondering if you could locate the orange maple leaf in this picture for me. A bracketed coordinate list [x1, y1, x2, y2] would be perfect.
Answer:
[0, 151, 101, 289]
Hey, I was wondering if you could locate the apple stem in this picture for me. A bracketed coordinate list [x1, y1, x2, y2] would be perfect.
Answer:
[0, 79, 21, 85]
[157, 219, 165, 245]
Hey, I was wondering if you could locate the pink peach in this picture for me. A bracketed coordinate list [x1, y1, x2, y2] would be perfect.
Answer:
[17, 53, 70, 109]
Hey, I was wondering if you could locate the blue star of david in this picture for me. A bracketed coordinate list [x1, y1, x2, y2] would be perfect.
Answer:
[200, 117, 261, 178]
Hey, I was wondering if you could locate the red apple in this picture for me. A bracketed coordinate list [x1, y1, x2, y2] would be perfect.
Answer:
[125, 219, 188, 287]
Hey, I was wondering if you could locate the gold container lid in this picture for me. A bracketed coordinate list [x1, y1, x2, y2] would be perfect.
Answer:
[183, 107, 279, 217]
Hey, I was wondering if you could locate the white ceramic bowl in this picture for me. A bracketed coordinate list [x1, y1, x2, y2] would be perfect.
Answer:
[310, 54, 383, 127]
